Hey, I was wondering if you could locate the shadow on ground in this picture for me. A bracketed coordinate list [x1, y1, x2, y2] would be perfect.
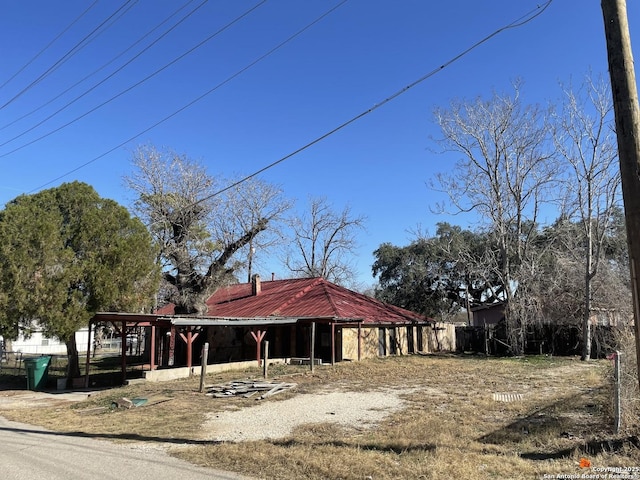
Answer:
[0, 424, 219, 446]
[519, 436, 640, 460]
[271, 438, 436, 455]
[477, 387, 640, 460]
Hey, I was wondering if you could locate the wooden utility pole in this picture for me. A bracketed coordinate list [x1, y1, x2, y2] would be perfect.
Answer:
[601, 0, 640, 389]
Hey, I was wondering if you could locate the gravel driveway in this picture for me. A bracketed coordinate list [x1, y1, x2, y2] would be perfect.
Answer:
[204, 387, 413, 442]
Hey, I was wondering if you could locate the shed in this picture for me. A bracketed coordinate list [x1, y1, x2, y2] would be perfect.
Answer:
[471, 302, 506, 327]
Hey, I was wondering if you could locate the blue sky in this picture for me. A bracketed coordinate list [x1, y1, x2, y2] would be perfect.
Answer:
[0, 1, 637, 287]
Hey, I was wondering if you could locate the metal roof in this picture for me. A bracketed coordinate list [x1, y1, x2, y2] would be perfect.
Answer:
[157, 277, 432, 325]
[168, 316, 360, 327]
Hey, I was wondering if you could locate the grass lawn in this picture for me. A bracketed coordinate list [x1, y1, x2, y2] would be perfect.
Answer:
[1, 353, 638, 479]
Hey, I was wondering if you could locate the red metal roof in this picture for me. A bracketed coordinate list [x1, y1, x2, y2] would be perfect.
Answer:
[158, 277, 432, 325]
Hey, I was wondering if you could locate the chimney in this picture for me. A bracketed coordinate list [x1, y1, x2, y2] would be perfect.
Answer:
[252, 274, 261, 296]
[271, 272, 275, 281]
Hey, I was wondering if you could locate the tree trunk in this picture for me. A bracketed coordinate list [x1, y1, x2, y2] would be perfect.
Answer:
[65, 336, 81, 386]
[582, 223, 593, 361]
[581, 276, 592, 361]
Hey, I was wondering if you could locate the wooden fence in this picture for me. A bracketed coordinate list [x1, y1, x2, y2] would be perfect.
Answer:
[455, 324, 616, 357]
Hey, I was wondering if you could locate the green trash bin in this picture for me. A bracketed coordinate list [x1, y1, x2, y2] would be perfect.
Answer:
[25, 356, 51, 390]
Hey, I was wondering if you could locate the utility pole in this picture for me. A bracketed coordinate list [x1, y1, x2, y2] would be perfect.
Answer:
[601, 0, 640, 389]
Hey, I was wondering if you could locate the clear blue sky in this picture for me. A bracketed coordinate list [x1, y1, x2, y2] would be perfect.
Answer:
[0, 1, 637, 287]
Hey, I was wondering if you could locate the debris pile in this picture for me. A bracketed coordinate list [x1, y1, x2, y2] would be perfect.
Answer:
[110, 395, 172, 410]
[111, 397, 148, 409]
[205, 380, 297, 400]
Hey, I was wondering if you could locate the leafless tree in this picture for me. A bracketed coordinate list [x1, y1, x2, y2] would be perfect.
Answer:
[218, 179, 293, 283]
[284, 196, 366, 285]
[125, 145, 291, 314]
[432, 81, 559, 354]
[553, 75, 621, 360]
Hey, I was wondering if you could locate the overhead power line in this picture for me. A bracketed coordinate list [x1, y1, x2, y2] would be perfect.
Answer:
[0, 0, 138, 110]
[28, 0, 349, 193]
[0, 0, 210, 148]
[0, 0, 199, 133]
[0, 0, 264, 154]
[169, 1, 555, 208]
[29, 0, 551, 196]
[0, 1, 99, 92]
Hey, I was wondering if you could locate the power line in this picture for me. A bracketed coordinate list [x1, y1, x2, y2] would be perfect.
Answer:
[174, 1, 555, 208]
[0, 0, 199, 133]
[0, 0, 264, 154]
[0, 1, 99, 92]
[29, 0, 551, 197]
[28, 0, 350, 193]
[0, 0, 210, 148]
[0, 0, 138, 110]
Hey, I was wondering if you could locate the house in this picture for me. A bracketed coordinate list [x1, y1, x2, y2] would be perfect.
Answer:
[90, 275, 440, 384]
[156, 275, 436, 364]
[1, 325, 93, 355]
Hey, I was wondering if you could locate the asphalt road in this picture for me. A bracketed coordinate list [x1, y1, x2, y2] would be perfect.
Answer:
[0, 416, 249, 480]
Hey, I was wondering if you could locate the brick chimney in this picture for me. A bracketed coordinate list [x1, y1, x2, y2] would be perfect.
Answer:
[251, 274, 261, 296]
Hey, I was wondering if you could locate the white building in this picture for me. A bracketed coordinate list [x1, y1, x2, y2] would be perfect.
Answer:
[1, 326, 93, 355]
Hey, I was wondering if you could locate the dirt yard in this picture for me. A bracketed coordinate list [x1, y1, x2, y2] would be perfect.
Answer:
[1, 354, 638, 480]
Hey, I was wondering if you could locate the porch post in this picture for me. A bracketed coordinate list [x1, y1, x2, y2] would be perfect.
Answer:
[310, 322, 316, 372]
[168, 325, 176, 366]
[150, 324, 156, 370]
[186, 327, 193, 369]
[331, 322, 335, 365]
[120, 321, 127, 385]
[357, 321, 362, 361]
[250, 330, 267, 366]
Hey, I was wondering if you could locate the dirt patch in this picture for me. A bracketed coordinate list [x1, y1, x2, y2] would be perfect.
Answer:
[203, 387, 415, 442]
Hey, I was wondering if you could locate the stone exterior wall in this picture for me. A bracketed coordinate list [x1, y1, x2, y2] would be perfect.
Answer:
[342, 327, 378, 360]
[426, 323, 456, 352]
[341, 323, 456, 360]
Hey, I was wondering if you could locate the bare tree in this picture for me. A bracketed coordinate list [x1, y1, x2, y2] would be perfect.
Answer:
[125, 145, 290, 314]
[284, 196, 366, 285]
[553, 74, 621, 360]
[432, 81, 559, 354]
[218, 179, 292, 283]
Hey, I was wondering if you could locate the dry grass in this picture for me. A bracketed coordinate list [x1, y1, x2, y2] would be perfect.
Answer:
[614, 326, 640, 434]
[2, 354, 639, 479]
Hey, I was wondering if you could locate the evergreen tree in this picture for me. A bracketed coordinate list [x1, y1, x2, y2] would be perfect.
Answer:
[0, 182, 160, 381]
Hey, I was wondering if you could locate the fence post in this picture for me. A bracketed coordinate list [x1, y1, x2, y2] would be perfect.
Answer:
[263, 340, 269, 379]
[199, 342, 209, 393]
[615, 350, 622, 434]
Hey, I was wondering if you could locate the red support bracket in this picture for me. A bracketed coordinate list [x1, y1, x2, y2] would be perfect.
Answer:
[250, 329, 267, 366]
[177, 327, 201, 370]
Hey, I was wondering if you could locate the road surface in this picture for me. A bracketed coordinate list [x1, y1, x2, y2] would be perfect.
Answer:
[0, 415, 249, 480]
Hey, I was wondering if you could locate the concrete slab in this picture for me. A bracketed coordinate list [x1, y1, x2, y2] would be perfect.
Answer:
[0, 389, 94, 409]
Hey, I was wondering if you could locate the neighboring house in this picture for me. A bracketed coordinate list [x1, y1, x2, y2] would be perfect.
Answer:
[1, 326, 93, 355]
[92, 276, 444, 383]
[470, 302, 506, 327]
[471, 302, 628, 328]
[589, 307, 628, 327]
